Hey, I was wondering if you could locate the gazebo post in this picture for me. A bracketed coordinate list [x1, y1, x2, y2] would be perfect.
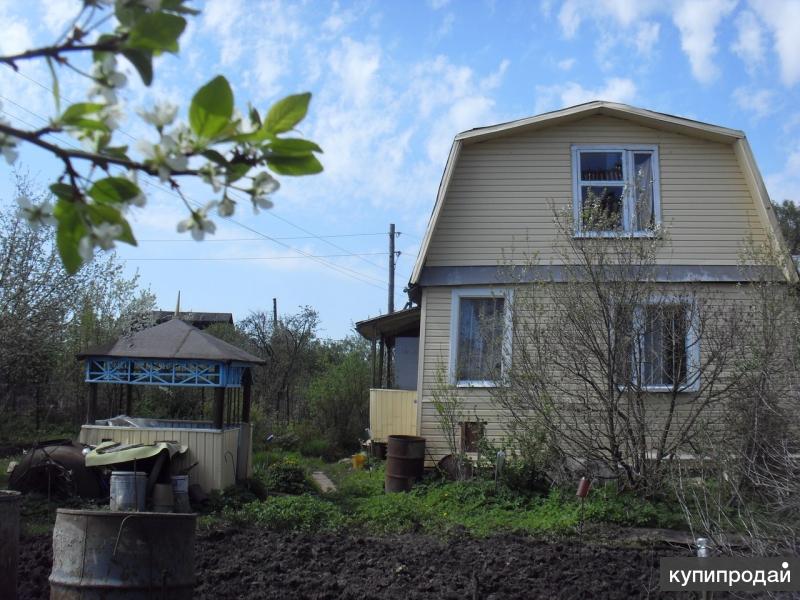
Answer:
[241, 369, 252, 424]
[213, 387, 225, 429]
[87, 383, 98, 424]
[125, 384, 133, 416]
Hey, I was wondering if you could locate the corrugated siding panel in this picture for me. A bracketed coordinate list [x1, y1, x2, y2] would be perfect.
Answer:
[425, 115, 766, 267]
[419, 283, 757, 464]
[78, 424, 239, 492]
[369, 389, 419, 441]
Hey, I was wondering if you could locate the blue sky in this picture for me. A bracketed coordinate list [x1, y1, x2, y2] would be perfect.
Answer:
[1, 0, 799, 338]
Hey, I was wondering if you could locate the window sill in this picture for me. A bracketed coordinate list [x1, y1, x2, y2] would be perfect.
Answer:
[455, 380, 499, 388]
[618, 384, 699, 394]
[573, 230, 659, 239]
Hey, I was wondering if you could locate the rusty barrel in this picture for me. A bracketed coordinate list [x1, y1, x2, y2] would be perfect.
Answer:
[385, 435, 426, 493]
[0, 490, 21, 600]
[50, 509, 196, 599]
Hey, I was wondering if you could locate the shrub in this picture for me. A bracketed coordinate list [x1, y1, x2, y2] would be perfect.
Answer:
[262, 457, 310, 494]
[225, 495, 344, 531]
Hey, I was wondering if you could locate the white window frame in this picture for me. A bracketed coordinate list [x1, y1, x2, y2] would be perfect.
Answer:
[449, 288, 513, 388]
[629, 296, 700, 393]
[571, 144, 661, 237]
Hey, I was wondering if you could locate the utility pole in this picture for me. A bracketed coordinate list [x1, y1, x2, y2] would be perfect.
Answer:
[388, 223, 396, 313]
[272, 298, 278, 328]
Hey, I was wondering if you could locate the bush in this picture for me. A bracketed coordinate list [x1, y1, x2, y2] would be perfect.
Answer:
[262, 457, 310, 494]
[225, 495, 344, 531]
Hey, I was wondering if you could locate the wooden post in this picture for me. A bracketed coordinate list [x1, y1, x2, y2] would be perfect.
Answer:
[241, 369, 252, 423]
[125, 384, 133, 416]
[370, 339, 377, 387]
[213, 387, 225, 430]
[87, 383, 98, 424]
[378, 339, 385, 388]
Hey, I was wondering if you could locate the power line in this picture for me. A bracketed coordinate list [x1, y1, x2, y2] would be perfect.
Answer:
[137, 233, 387, 242]
[123, 252, 389, 261]
[0, 97, 390, 289]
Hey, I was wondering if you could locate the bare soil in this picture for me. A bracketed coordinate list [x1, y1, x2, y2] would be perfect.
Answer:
[18, 525, 699, 599]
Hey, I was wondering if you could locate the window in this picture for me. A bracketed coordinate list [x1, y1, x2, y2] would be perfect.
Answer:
[572, 146, 660, 235]
[450, 289, 511, 386]
[460, 421, 485, 453]
[618, 301, 699, 392]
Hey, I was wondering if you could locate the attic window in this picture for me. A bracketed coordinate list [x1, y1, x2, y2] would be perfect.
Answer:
[572, 146, 660, 236]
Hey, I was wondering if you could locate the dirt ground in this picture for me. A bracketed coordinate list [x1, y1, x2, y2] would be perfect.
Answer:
[18, 525, 701, 599]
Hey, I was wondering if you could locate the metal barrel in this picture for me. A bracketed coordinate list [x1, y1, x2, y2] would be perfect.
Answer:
[385, 435, 426, 493]
[0, 490, 21, 600]
[50, 509, 196, 599]
[109, 471, 146, 512]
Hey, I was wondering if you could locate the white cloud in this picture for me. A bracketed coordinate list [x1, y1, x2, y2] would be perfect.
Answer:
[765, 142, 800, 203]
[40, 1, 82, 35]
[672, 0, 737, 84]
[634, 21, 660, 55]
[750, 0, 800, 86]
[328, 38, 380, 107]
[557, 0, 583, 38]
[733, 86, 777, 118]
[557, 57, 576, 71]
[534, 77, 637, 113]
[428, 0, 451, 9]
[731, 10, 766, 71]
[435, 12, 456, 38]
[0, 16, 33, 56]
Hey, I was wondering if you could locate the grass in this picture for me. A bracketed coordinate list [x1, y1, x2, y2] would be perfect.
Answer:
[214, 451, 686, 538]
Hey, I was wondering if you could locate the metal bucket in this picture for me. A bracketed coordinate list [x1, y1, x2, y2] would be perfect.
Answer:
[371, 442, 387, 460]
[171, 476, 191, 513]
[152, 483, 174, 513]
[50, 508, 196, 599]
[385, 435, 426, 493]
[110, 471, 146, 512]
[0, 490, 21, 600]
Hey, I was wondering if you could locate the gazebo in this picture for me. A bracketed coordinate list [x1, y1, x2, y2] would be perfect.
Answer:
[76, 318, 265, 492]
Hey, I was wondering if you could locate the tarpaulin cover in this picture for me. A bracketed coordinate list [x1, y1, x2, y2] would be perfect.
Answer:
[85, 440, 187, 467]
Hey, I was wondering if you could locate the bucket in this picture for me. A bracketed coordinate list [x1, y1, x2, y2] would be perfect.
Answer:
[371, 442, 387, 460]
[152, 483, 174, 513]
[385, 435, 426, 493]
[110, 471, 146, 512]
[351, 453, 366, 470]
[50, 508, 196, 599]
[172, 476, 191, 513]
[0, 490, 21, 600]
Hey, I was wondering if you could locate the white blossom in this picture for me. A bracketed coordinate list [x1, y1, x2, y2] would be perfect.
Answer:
[217, 196, 235, 217]
[91, 222, 123, 250]
[200, 164, 223, 193]
[16, 195, 55, 229]
[250, 172, 279, 212]
[0, 112, 18, 165]
[99, 103, 124, 129]
[78, 236, 94, 262]
[138, 102, 178, 130]
[137, 134, 189, 182]
[124, 171, 146, 207]
[89, 54, 126, 103]
[177, 205, 217, 241]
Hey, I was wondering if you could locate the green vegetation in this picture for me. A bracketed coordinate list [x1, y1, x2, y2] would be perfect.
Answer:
[211, 451, 685, 539]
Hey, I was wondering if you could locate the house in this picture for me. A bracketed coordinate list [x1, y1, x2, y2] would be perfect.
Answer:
[360, 101, 795, 466]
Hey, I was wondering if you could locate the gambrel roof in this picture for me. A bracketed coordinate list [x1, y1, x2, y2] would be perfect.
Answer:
[409, 101, 794, 284]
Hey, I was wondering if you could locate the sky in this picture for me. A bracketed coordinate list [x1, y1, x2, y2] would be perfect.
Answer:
[1, 0, 799, 339]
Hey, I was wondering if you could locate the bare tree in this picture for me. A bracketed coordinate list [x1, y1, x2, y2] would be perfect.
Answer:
[492, 204, 746, 493]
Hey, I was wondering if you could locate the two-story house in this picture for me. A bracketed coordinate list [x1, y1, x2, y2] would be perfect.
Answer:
[358, 101, 795, 465]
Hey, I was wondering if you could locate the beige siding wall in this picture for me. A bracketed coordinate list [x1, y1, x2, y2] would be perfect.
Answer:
[425, 114, 766, 267]
[369, 389, 419, 441]
[418, 283, 755, 464]
[79, 424, 243, 491]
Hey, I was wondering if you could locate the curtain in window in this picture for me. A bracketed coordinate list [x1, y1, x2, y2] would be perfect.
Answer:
[641, 305, 687, 387]
[633, 153, 654, 231]
[457, 297, 504, 381]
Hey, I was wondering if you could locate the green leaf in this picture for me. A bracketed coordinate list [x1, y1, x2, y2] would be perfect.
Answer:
[49, 183, 77, 201]
[53, 200, 86, 274]
[201, 149, 228, 165]
[262, 93, 311, 135]
[127, 13, 186, 53]
[268, 138, 322, 157]
[87, 204, 137, 246]
[101, 146, 130, 160]
[88, 177, 141, 205]
[189, 75, 234, 140]
[225, 161, 250, 183]
[60, 102, 104, 125]
[121, 49, 154, 86]
[266, 154, 323, 176]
